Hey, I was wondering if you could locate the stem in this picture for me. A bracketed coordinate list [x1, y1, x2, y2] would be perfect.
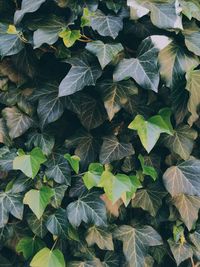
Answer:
[51, 238, 58, 251]
[78, 39, 92, 43]
[191, 257, 195, 267]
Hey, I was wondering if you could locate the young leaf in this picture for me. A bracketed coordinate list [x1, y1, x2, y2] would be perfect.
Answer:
[64, 154, 80, 174]
[13, 147, 47, 178]
[59, 28, 81, 48]
[23, 186, 54, 219]
[138, 154, 158, 180]
[83, 163, 104, 190]
[30, 247, 65, 267]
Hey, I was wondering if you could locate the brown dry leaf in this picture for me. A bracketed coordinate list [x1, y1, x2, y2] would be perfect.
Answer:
[100, 194, 122, 217]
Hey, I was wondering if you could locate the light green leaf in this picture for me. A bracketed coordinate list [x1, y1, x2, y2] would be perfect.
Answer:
[16, 236, 45, 260]
[86, 226, 114, 250]
[30, 247, 65, 267]
[114, 225, 163, 267]
[99, 136, 134, 164]
[186, 69, 200, 126]
[66, 191, 107, 227]
[13, 147, 47, 178]
[138, 154, 158, 180]
[23, 186, 54, 219]
[59, 28, 81, 48]
[2, 106, 33, 139]
[59, 53, 102, 97]
[86, 41, 123, 69]
[163, 159, 200, 197]
[83, 163, 104, 190]
[128, 108, 173, 153]
[64, 154, 80, 174]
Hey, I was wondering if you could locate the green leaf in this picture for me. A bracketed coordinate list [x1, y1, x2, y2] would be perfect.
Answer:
[64, 154, 80, 174]
[189, 226, 200, 258]
[168, 239, 193, 266]
[102, 252, 120, 267]
[158, 41, 199, 87]
[13, 147, 47, 178]
[90, 10, 123, 39]
[163, 159, 200, 197]
[86, 226, 114, 250]
[66, 191, 107, 227]
[30, 247, 65, 267]
[114, 36, 171, 92]
[128, 108, 173, 153]
[132, 184, 166, 217]
[59, 28, 81, 48]
[186, 69, 200, 126]
[14, 0, 47, 24]
[83, 163, 104, 190]
[59, 53, 102, 97]
[114, 225, 163, 267]
[23, 186, 54, 219]
[86, 41, 123, 69]
[98, 80, 138, 120]
[46, 208, 68, 237]
[162, 124, 197, 160]
[0, 191, 24, 227]
[99, 136, 134, 164]
[172, 194, 200, 230]
[99, 171, 132, 203]
[0, 118, 12, 146]
[51, 185, 68, 209]
[138, 154, 158, 180]
[183, 22, 200, 56]
[27, 213, 48, 238]
[2, 106, 33, 139]
[16, 236, 45, 260]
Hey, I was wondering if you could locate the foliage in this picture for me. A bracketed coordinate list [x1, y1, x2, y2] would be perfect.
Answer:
[0, 0, 200, 266]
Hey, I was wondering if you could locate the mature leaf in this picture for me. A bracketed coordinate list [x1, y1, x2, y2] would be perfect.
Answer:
[30, 247, 65, 267]
[183, 22, 200, 56]
[2, 107, 33, 139]
[172, 194, 200, 230]
[66, 191, 107, 227]
[86, 41, 123, 69]
[102, 252, 120, 267]
[99, 136, 134, 164]
[14, 0, 47, 24]
[27, 213, 48, 238]
[86, 226, 114, 250]
[114, 225, 163, 267]
[168, 239, 193, 266]
[98, 80, 138, 120]
[129, 108, 173, 153]
[16, 236, 45, 260]
[13, 147, 46, 178]
[59, 53, 102, 97]
[162, 125, 197, 160]
[163, 159, 200, 197]
[0, 191, 24, 227]
[189, 226, 200, 258]
[186, 69, 200, 126]
[180, 0, 200, 20]
[114, 36, 171, 92]
[0, 118, 12, 146]
[100, 194, 122, 218]
[46, 208, 68, 237]
[158, 41, 199, 87]
[51, 185, 68, 209]
[138, 154, 158, 180]
[23, 186, 54, 219]
[90, 10, 123, 39]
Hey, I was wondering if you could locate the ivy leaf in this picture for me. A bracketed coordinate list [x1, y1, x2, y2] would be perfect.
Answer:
[132, 184, 166, 217]
[163, 159, 200, 197]
[0, 191, 24, 227]
[0, 118, 12, 146]
[162, 125, 197, 160]
[168, 239, 193, 266]
[26, 131, 55, 156]
[30, 247, 65, 267]
[51, 185, 68, 209]
[86, 41, 123, 69]
[83, 163, 104, 190]
[128, 108, 173, 153]
[180, 0, 200, 20]
[27, 213, 48, 238]
[46, 208, 68, 237]
[99, 136, 134, 164]
[59, 53, 102, 97]
[2, 107, 34, 139]
[183, 22, 200, 56]
[66, 191, 107, 227]
[98, 80, 138, 121]
[114, 225, 163, 267]
[102, 251, 120, 267]
[45, 153, 71, 185]
[86, 226, 114, 250]
[172, 194, 200, 230]
[64, 154, 80, 174]
[138, 154, 158, 180]
[186, 69, 200, 126]
[127, 0, 149, 20]
[90, 10, 123, 39]
[59, 28, 81, 48]
[189, 226, 200, 258]
[158, 41, 199, 87]
[23, 186, 54, 219]
[14, 0, 47, 24]
[13, 147, 47, 178]
[114, 36, 171, 92]
[16, 236, 45, 260]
